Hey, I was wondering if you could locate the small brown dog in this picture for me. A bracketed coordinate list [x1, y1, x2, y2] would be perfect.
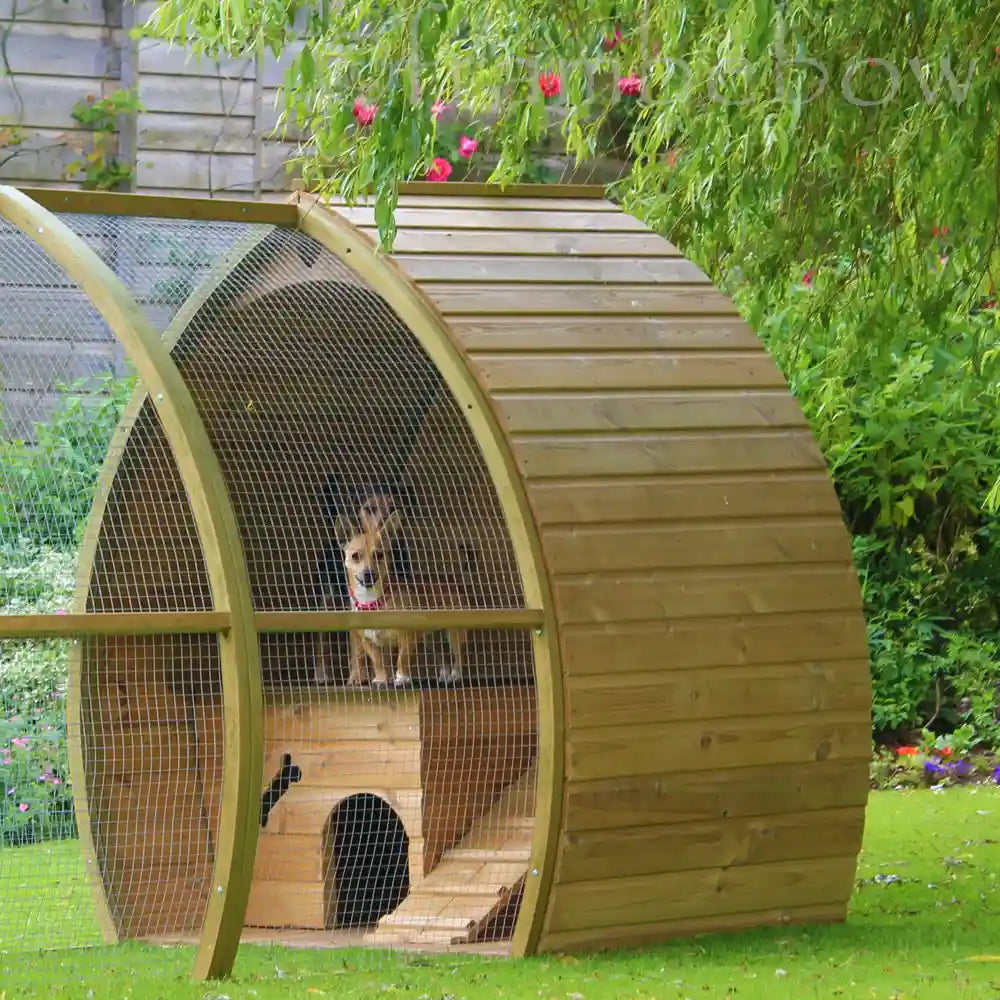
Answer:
[334, 509, 467, 688]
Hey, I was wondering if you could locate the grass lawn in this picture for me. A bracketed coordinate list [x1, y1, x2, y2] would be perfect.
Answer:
[1, 787, 998, 999]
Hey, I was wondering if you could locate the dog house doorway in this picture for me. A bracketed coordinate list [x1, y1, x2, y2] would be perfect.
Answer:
[328, 794, 410, 929]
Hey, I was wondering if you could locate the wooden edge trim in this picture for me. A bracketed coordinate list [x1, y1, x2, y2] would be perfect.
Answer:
[397, 182, 609, 198]
[293, 191, 565, 958]
[0, 613, 233, 637]
[255, 609, 545, 632]
[12, 186, 299, 226]
[0, 185, 263, 983]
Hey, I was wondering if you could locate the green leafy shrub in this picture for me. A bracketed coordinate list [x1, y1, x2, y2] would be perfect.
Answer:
[0, 372, 134, 551]
[0, 697, 75, 846]
[732, 252, 1000, 747]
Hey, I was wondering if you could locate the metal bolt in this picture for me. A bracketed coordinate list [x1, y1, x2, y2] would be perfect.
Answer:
[531, 868, 539, 877]
[217, 886, 224, 894]
[534, 628, 543, 637]
[37, 227, 43, 234]
[155, 393, 164, 402]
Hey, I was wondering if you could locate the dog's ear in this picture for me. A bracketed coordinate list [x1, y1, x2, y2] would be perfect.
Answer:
[332, 515, 358, 548]
[377, 508, 403, 540]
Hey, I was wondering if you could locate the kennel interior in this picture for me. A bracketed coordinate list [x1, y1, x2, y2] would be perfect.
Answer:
[0, 183, 872, 982]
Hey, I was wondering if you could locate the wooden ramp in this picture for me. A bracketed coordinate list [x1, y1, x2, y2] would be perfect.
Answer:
[366, 764, 536, 947]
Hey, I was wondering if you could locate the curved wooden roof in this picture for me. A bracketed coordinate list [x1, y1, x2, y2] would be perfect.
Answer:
[324, 187, 872, 952]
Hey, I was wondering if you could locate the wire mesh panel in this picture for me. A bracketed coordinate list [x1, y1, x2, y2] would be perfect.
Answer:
[0, 215, 130, 953]
[0, 211, 239, 960]
[156, 224, 541, 957]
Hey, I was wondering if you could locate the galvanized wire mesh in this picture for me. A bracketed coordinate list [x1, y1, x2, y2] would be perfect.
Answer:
[162, 222, 540, 956]
[0, 212, 234, 958]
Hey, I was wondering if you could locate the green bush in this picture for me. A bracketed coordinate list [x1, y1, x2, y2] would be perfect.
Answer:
[0, 372, 134, 550]
[732, 253, 1000, 749]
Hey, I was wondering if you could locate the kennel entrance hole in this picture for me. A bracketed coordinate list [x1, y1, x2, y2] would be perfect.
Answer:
[329, 794, 410, 928]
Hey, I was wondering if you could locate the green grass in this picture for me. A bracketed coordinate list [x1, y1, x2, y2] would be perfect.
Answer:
[2, 787, 999, 999]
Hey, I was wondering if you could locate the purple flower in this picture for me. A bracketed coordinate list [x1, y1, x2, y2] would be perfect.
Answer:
[992, 766, 1000, 785]
[949, 760, 975, 778]
[924, 760, 946, 776]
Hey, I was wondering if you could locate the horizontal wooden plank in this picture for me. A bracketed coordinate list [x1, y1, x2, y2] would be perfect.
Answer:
[0, 77, 106, 129]
[0, 0, 109, 24]
[0, 128, 86, 182]
[135, 149, 257, 193]
[2, 22, 115, 77]
[545, 854, 859, 933]
[137, 73, 255, 116]
[244, 879, 327, 930]
[428, 284, 738, 316]
[337, 207, 649, 233]
[513, 430, 826, 478]
[21, 187, 299, 225]
[252, 833, 325, 881]
[538, 901, 846, 953]
[553, 564, 863, 624]
[391, 195, 617, 212]
[267, 744, 422, 788]
[495, 389, 807, 433]
[558, 612, 870, 676]
[259, 786, 424, 835]
[563, 758, 869, 833]
[525, 472, 840, 524]
[0, 338, 127, 387]
[137, 38, 256, 79]
[452, 316, 759, 351]
[138, 111, 256, 155]
[567, 710, 870, 781]
[540, 517, 853, 573]
[398, 255, 705, 284]
[0, 612, 231, 638]
[380, 230, 679, 256]
[476, 352, 780, 391]
[557, 806, 866, 883]
[254, 609, 544, 632]
[565, 660, 871, 728]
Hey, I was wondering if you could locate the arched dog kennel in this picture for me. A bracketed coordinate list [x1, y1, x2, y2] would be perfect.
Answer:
[0, 184, 871, 981]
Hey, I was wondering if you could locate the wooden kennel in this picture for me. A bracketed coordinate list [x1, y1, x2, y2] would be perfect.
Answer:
[0, 183, 871, 982]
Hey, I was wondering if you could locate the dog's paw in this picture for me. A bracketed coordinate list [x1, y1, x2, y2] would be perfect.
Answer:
[394, 674, 414, 688]
[371, 678, 388, 689]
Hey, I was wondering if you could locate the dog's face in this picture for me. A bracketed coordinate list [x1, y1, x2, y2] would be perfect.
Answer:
[335, 510, 401, 593]
[358, 494, 397, 534]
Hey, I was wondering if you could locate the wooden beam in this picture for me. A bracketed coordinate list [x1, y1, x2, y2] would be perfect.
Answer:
[0, 613, 232, 638]
[11, 186, 298, 225]
[254, 609, 545, 632]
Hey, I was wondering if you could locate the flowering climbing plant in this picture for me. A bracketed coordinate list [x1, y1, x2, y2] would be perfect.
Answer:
[137, 1, 1000, 752]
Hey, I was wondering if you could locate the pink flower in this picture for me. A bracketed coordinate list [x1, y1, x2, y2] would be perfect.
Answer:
[425, 157, 453, 182]
[18, 803, 28, 813]
[55, 609, 67, 615]
[431, 100, 450, 119]
[1, 758, 10, 766]
[12, 738, 28, 748]
[618, 74, 642, 97]
[352, 97, 377, 127]
[538, 71, 561, 98]
[802, 269, 815, 287]
[603, 27, 623, 51]
[458, 135, 478, 158]
[52, 778, 61, 786]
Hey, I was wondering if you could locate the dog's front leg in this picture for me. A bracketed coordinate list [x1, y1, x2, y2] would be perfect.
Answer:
[440, 629, 467, 686]
[347, 631, 369, 686]
[393, 632, 417, 688]
[365, 635, 391, 687]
